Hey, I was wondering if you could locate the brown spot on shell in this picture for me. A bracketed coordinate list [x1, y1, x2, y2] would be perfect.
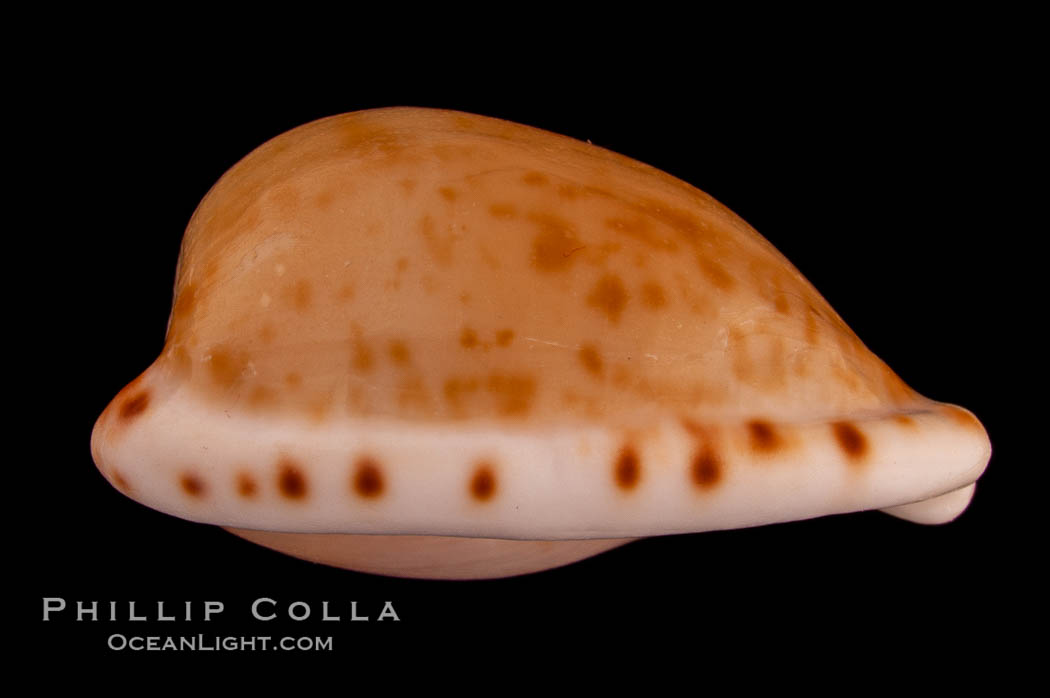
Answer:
[180, 472, 205, 497]
[353, 458, 384, 498]
[488, 203, 517, 219]
[587, 274, 628, 323]
[680, 420, 723, 489]
[747, 420, 781, 453]
[460, 327, 478, 348]
[443, 376, 480, 412]
[438, 186, 457, 202]
[291, 279, 312, 311]
[237, 472, 258, 498]
[578, 344, 603, 376]
[691, 449, 722, 490]
[895, 414, 916, 427]
[119, 390, 150, 420]
[641, 282, 667, 309]
[698, 256, 734, 291]
[340, 121, 404, 157]
[529, 213, 584, 272]
[285, 372, 302, 388]
[277, 460, 307, 499]
[388, 339, 411, 366]
[832, 421, 868, 462]
[615, 447, 641, 490]
[495, 329, 515, 346]
[522, 171, 549, 186]
[399, 178, 417, 194]
[470, 464, 497, 501]
[774, 294, 790, 314]
[207, 347, 248, 388]
[352, 335, 374, 373]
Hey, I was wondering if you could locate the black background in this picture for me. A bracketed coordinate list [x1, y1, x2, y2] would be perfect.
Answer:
[19, 32, 1027, 667]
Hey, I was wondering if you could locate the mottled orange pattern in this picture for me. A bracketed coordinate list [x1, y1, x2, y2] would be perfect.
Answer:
[155, 107, 919, 425]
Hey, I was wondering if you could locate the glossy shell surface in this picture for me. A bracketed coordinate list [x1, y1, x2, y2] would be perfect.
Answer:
[90, 107, 991, 576]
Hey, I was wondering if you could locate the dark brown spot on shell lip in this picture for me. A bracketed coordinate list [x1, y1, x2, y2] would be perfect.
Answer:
[278, 460, 307, 499]
[692, 449, 722, 490]
[353, 458, 384, 498]
[119, 391, 150, 420]
[832, 422, 868, 461]
[237, 472, 258, 498]
[180, 472, 205, 497]
[747, 420, 781, 453]
[615, 447, 641, 490]
[470, 464, 497, 501]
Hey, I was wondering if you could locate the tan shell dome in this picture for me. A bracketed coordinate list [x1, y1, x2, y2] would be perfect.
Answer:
[90, 107, 990, 579]
[167, 107, 912, 423]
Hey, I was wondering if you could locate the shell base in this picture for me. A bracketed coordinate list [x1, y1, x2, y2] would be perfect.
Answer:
[224, 528, 634, 580]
